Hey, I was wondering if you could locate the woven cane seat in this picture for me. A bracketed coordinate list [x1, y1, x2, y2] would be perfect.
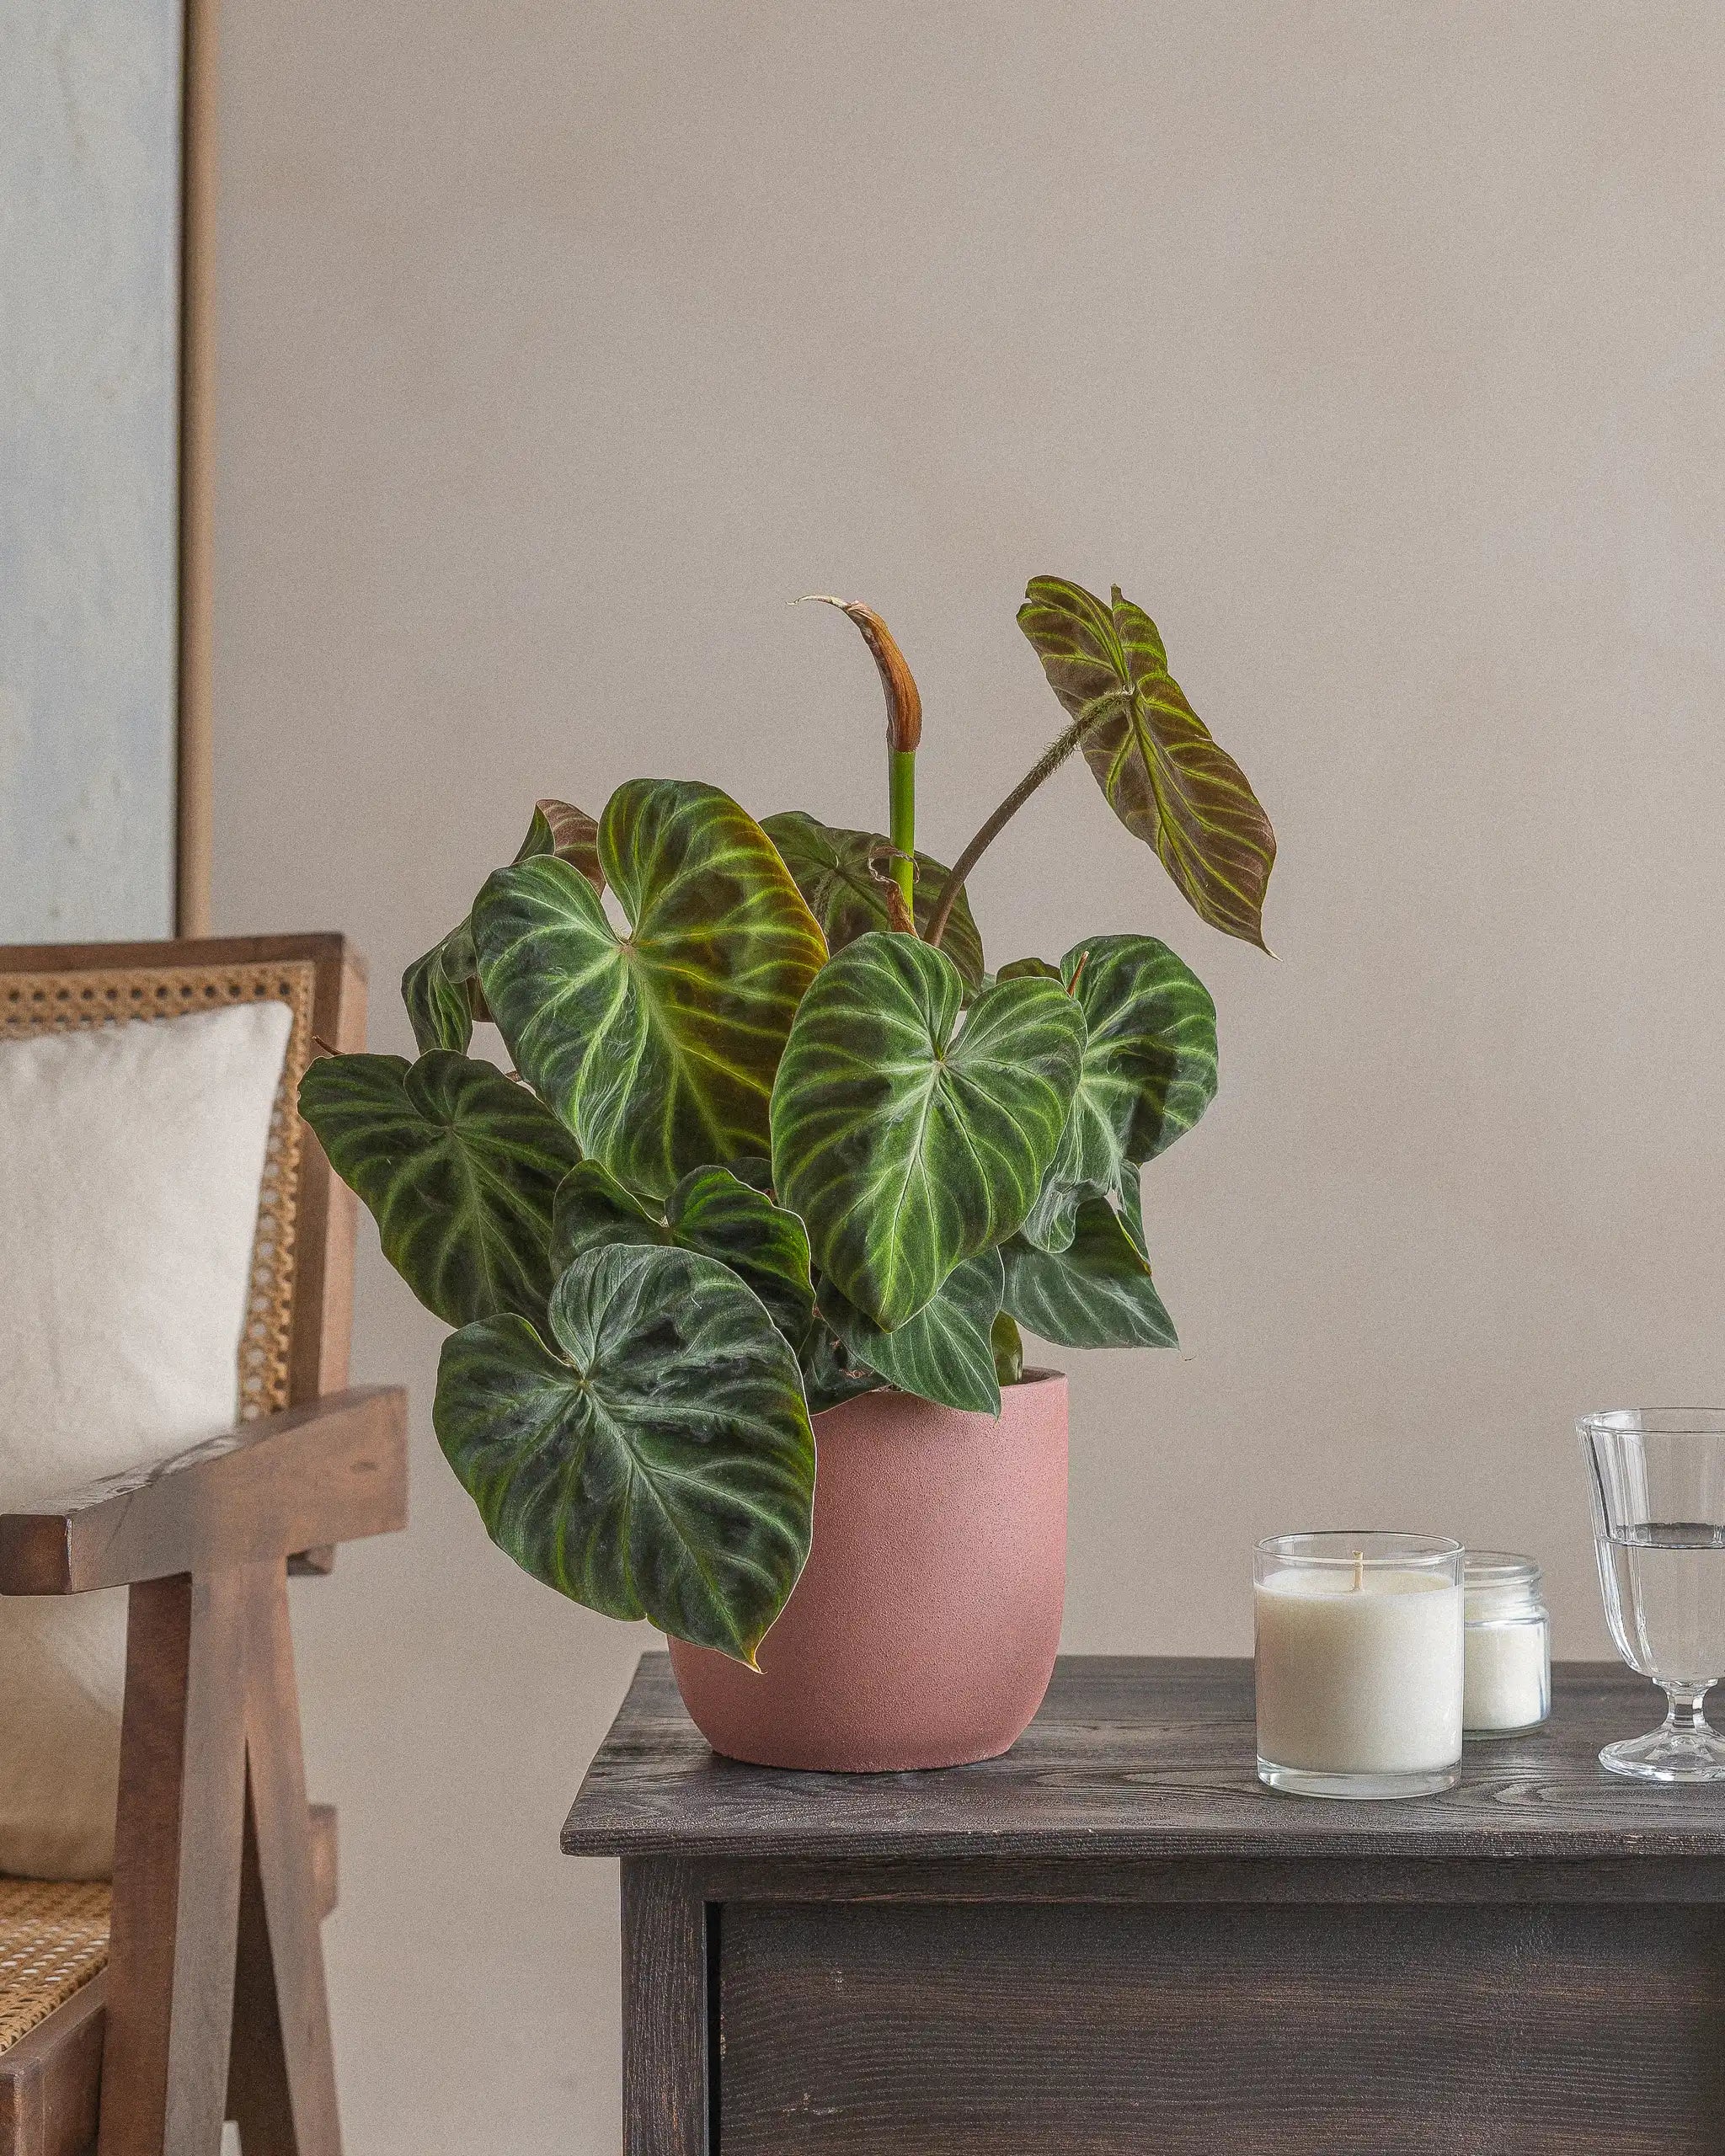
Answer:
[0, 1880, 109, 2054]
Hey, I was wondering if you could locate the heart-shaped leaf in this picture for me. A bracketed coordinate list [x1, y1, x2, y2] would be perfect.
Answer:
[434, 1243, 814, 1662]
[299, 1050, 580, 1326]
[1003, 1194, 1177, 1349]
[1022, 933, 1217, 1251]
[771, 931, 1085, 1330]
[822, 1249, 1005, 1416]
[474, 780, 828, 1200]
[1018, 578, 1275, 948]
[402, 799, 604, 1054]
[551, 1160, 815, 1348]
[762, 811, 986, 993]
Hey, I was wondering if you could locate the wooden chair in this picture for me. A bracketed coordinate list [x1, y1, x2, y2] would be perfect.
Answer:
[0, 937, 407, 2156]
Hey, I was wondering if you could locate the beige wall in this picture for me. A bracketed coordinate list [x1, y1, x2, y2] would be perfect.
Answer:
[211, 3, 1725, 2148]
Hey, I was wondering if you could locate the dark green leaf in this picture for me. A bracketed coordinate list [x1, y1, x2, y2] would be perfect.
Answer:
[669, 1166, 816, 1346]
[1018, 578, 1275, 948]
[771, 931, 1084, 1330]
[548, 1161, 663, 1260]
[299, 1050, 579, 1326]
[762, 811, 986, 993]
[1003, 1195, 1178, 1349]
[433, 1243, 814, 1662]
[823, 1250, 1005, 1416]
[401, 799, 604, 1054]
[474, 780, 828, 1199]
[1022, 933, 1217, 1251]
[550, 1161, 816, 1349]
[798, 1324, 885, 1415]
[403, 919, 481, 1055]
[996, 956, 1061, 984]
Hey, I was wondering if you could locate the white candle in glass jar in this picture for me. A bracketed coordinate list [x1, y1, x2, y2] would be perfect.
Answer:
[1255, 1565, 1465, 1774]
[1461, 1552, 1550, 1734]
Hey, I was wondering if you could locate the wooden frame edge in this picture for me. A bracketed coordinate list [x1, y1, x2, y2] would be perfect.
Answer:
[175, 0, 219, 938]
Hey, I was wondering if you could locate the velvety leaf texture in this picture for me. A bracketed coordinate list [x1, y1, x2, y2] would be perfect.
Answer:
[400, 798, 603, 1054]
[1003, 1194, 1178, 1350]
[1017, 578, 1275, 948]
[798, 1326, 884, 1416]
[823, 1249, 1006, 1416]
[473, 780, 827, 1200]
[402, 918, 480, 1056]
[433, 1243, 815, 1662]
[298, 1049, 579, 1326]
[762, 811, 987, 993]
[517, 798, 605, 889]
[551, 1160, 816, 1350]
[1021, 932, 1217, 1251]
[770, 931, 1085, 1331]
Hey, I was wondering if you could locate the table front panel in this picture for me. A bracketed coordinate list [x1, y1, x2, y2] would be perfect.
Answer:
[718, 1897, 1725, 2153]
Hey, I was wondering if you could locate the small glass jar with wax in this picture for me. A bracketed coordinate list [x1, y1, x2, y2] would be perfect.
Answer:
[1461, 1550, 1550, 1737]
[1254, 1532, 1466, 1799]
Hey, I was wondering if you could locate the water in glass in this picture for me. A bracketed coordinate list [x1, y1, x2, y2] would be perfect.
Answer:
[1580, 1412, 1725, 1782]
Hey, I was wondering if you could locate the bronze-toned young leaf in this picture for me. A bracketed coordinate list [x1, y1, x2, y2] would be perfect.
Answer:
[1021, 933, 1217, 1251]
[434, 1243, 814, 1663]
[550, 1160, 816, 1348]
[516, 798, 604, 890]
[474, 780, 828, 1200]
[996, 956, 1061, 984]
[299, 1049, 579, 1326]
[761, 812, 986, 993]
[821, 1249, 1005, 1417]
[1002, 1196, 1177, 1350]
[771, 931, 1085, 1330]
[1017, 578, 1275, 948]
[400, 798, 604, 1054]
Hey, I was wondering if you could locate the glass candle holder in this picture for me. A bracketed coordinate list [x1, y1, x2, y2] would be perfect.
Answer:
[1255, 1532, 1465, 1799]
[1462, 1551, 1550, 1737]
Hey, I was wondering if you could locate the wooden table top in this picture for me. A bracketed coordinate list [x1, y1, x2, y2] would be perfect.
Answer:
[562, 1653, 1725, 1863]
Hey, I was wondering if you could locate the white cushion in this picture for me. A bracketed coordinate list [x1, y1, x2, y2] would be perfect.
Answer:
[0, 1001, 291, 1878]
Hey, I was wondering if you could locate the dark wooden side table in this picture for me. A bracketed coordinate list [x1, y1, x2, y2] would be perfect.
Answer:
[563, 1654, 1725, 2154]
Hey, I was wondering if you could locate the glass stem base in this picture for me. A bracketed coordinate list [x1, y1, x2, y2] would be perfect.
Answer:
[1258, 1758, 1461, 1801]
[1599, 1685, 1725, 1783]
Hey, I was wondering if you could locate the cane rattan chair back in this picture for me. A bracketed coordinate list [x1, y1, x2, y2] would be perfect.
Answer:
[0, 933, 391, 2156]
[0, 933, 366, 1418]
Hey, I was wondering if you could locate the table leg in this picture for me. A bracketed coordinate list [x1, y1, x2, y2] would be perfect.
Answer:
[620, 1860, 710, 2156]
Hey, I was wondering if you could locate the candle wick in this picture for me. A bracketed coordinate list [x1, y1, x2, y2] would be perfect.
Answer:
[1353, 1550, 1364, 1592]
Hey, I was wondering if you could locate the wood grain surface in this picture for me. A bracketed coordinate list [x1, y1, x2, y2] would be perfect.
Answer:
[564, 1653, 1725, 1863]
[718, 1895, 1725, 2154]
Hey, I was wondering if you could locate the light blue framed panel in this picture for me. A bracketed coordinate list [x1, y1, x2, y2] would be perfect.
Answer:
[0, 0, 184, 941]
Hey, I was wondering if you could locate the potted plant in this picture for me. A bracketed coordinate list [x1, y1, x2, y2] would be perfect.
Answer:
[300, 577, 1274, 1769]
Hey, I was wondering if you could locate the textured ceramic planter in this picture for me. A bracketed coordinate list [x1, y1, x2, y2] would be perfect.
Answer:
[669, 1369, 1067, 1770]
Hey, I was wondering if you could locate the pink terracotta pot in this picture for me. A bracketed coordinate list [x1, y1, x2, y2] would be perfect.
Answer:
[669, 1369, 1067, 1771]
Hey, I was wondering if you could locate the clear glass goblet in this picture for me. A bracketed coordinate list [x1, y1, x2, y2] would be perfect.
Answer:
[1578, 1409, 1725, 1782]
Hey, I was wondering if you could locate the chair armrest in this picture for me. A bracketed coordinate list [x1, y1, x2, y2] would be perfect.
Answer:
[0, 1386, 407, 1594]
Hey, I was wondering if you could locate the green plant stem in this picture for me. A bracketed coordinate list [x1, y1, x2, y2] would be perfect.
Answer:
[889, 748, 916, 918]
[926, 714, 1092, 949]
